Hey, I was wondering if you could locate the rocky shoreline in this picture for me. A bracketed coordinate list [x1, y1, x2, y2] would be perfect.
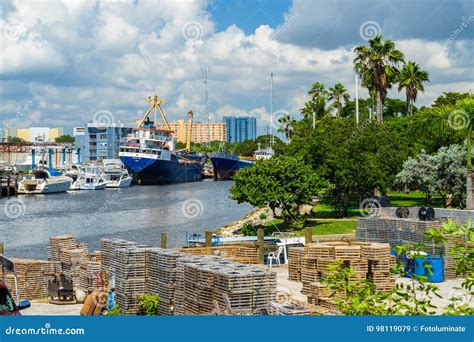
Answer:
[215, 207, 272, 237]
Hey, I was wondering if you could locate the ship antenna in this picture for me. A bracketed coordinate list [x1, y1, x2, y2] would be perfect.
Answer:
[201, 66, 210, 146]
[270, 72, 274, 147]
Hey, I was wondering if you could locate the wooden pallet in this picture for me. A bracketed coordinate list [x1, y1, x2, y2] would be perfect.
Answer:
[334, 246, 361, 260]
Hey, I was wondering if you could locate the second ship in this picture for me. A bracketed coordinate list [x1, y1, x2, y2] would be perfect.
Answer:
[119, 95, 205, 184]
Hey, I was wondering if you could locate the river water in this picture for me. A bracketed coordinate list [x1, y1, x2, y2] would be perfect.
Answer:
[0, 180, 252, 259]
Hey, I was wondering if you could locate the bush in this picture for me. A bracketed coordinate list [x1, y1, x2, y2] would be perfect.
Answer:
[240, 222, 256, 236]
[138, 293, 159, 316]
[107, 305, 123, 316]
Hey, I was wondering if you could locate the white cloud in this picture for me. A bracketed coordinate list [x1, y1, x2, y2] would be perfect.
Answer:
[0, 0, 472, 136]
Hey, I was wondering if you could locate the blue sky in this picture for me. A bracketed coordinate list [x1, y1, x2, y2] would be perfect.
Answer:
[208, 0, 292, 34]
[0, 0, 473, 137]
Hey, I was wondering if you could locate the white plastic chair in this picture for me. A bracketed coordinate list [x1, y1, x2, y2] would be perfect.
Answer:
[268, 246, 284, 268]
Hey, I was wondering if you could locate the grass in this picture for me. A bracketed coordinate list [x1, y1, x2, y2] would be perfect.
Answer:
[388, 191, 443, 207]
[304, 220, 357, 236]
[312, 191, 444, 219]
[256, 191, 440, 237]
[262, 218, 356, 236]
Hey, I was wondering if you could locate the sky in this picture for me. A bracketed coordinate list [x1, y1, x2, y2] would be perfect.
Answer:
[0, 0, 473, 136]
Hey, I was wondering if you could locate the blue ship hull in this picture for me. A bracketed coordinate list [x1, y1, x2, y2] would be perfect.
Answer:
[208, 153, 254, 180]
[120, 154, 203, 185]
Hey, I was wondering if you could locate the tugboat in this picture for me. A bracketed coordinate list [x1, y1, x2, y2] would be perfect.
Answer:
[119, 95, 205, 185]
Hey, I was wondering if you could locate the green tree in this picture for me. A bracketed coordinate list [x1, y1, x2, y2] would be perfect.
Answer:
[414, 98, 474, 209]
[396, 144, 466, 208]
[354, 34, 405, 123]
[434, 92, 471, 107]
[54, 135, 75, 144]
[230, 156, 331, 227]
[286, 116, 414, 214]
[398, 61, 430, 116]
[7, 136, 25, 143]
[277, 114, 296, 140]
[301, 82, 332, 122]
[328, 83, 350, 117]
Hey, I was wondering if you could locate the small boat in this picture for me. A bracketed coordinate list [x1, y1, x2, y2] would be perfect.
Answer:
[254, 143, 275, 160]
[80, 166, 107, 190]
[17, 169, 72, 194]
[65, 165, 85, 190]
[102, 160, 133, 188]
[185, 233, 304, 265]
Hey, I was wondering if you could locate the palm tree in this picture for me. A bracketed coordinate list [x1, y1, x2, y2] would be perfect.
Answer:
[277, 114, 296, 140]
[354, 34, 405, 123]
[309, 82, 327, 100]
[301, 82, 333, 126]
[398, 61, 430, 116]
[416, 98, 474, 209]
[328, 83, 350, 117]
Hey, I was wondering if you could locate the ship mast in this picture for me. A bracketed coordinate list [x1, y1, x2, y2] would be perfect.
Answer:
[270, 72, 274, 147]
[201, 66, 210, 145]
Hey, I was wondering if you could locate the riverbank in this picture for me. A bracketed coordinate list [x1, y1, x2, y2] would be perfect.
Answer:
[215, 207, 272, 237]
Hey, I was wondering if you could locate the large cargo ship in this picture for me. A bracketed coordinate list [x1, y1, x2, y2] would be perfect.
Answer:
[119, 95, 205, 185]
[207, 152, 254, 180]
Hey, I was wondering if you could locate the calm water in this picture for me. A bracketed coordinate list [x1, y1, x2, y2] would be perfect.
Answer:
[0, 180, 252, 259]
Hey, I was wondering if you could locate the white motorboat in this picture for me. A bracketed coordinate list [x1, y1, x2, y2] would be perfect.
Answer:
[17, 169, 72, 194]
[102, 160, 133, 188]
[65, 164, 85, 190]
[80, 166, 107, 190]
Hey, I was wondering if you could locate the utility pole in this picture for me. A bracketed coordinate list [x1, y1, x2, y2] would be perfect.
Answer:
[201, 66, 210, 146]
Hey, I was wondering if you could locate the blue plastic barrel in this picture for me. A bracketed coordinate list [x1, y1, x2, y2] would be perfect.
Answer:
[403, 254, 414, 278]
[414, 256, 426, 276]
[426, 256, 444, 283]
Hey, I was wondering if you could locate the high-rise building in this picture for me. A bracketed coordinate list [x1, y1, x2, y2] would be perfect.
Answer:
[74, 123, 133, 162]
[223, 116, 257, 143]
[156, 120, 226, 143]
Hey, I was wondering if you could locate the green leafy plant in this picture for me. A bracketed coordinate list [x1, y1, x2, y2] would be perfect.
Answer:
[138, 293, 159, 316]
[425, 220, 474, 315]
[107, 305, 123, 316]
[240, 222, 256, 236]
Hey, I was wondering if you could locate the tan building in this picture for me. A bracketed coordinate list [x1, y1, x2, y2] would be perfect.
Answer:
[15, 127, 64, 142]
[157, 120, 226, 143]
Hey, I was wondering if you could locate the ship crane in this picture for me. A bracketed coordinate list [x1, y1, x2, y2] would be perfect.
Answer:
[137, 95, 171, 130]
